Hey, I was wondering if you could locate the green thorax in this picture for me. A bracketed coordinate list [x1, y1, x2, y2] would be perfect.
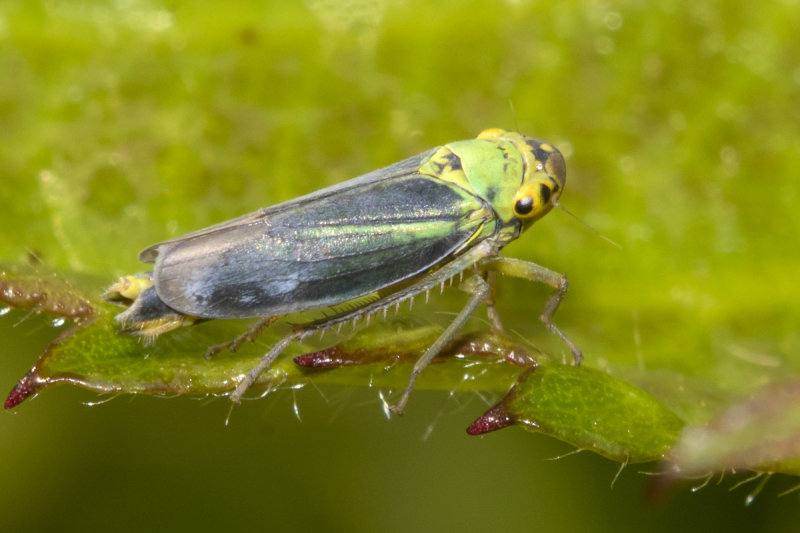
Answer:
[418, 138, 524, 229]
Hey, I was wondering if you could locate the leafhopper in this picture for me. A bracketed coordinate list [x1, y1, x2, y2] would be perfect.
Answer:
[105, 129, 581, 414]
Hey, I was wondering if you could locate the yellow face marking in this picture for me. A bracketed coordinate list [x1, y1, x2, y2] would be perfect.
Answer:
[512, 177, 554, 219]
[510, 140, 565, 224]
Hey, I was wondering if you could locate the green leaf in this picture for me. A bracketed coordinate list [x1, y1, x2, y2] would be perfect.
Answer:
[2, 272, 530, 407]
[7, 265, 799, 476]
[467, 365, 684, 464]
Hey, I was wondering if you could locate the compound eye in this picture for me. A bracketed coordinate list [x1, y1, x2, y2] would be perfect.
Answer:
[514, 196, 534, 216]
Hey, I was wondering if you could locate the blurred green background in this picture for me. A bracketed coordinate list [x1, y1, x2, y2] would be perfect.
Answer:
[2, 0, 800, 530]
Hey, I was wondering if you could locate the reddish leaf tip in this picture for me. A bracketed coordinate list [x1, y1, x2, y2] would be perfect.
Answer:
[5, 373, 42, 409]
[467, 405, 515, 435]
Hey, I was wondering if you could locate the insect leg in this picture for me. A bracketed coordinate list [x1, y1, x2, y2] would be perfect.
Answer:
[229, 329, 304, 404]
[228, 242, 499, 407]
[390, 274, 490, 416]
[484, 270, 504, 331]
[205, 316, 278, 359]
[482, 256, 582, 365]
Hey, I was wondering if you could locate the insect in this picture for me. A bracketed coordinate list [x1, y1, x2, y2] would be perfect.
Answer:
[104, 128, 582, 414]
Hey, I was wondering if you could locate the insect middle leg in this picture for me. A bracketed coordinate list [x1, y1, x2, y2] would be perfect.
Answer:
[389, 274, 491, 415]
[482, 256, 582, 366]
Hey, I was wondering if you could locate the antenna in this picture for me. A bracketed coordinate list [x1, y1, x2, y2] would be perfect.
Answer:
[508, 100, 520, 133]
[553, 199, 622, 249]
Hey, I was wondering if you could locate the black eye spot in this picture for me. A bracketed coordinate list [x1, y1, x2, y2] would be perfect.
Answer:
[515, 196, 533, 216]
[539, 183, 552, 205]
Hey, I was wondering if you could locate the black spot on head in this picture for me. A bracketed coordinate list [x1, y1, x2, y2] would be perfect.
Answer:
[533, 147, 552, 166]
[539, 183, 552, 205]
[524, 140, 557, 171]
[525, 139, 545, 155]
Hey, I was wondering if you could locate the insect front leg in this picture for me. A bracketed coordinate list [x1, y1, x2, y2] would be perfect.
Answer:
[483, 270, 504, 331]
[390, 274, 491, 416]
[483, 256, 582, 366]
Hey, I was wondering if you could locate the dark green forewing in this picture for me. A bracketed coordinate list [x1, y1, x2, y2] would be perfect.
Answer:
[144, 153, 491, 319]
